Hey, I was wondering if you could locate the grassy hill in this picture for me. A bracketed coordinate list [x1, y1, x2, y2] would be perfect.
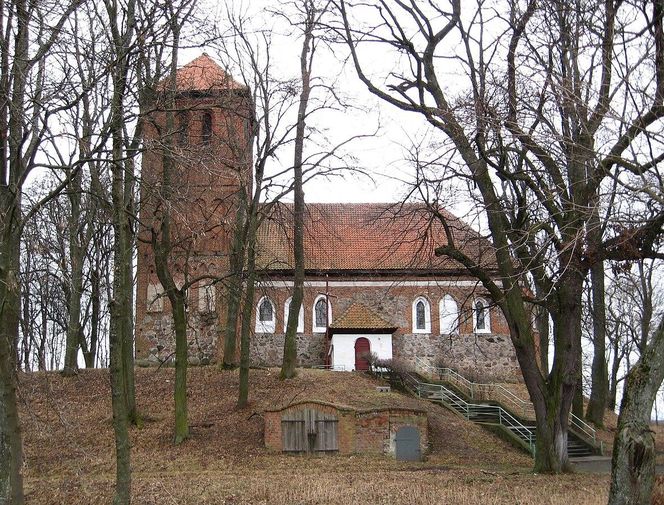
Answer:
[19, 366, 610, 504]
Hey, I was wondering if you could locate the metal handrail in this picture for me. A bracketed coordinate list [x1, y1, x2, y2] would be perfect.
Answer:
[570, 413, 596, 441]
[311, 364, 346, 371]
[416, 358, 535, 417]
[404, 372, 536, 455]
[415, 358, 596, 445]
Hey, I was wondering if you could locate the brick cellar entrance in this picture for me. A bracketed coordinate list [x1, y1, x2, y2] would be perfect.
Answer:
[264, 400, 428, 460]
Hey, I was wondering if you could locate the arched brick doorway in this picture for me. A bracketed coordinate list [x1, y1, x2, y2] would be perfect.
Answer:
[354, 337, 371, 371]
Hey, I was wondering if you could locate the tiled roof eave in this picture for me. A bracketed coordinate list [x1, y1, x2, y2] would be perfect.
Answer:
[174, 87, 250, 99]
[253, 267, 500, 277]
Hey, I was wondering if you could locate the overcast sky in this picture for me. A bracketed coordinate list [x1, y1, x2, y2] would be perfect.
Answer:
[178, 0, 460, 207]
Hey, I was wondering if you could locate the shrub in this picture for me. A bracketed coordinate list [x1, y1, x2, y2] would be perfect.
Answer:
[371, 358, 413, 390]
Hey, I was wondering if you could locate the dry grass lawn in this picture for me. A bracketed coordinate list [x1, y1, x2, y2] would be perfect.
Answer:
[18, 366, 615, 504]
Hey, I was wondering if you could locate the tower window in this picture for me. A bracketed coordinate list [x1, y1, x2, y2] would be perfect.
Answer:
[177, 110, 189, 146]
[201, 110, 212, 145]
[198, 284, 216, 313]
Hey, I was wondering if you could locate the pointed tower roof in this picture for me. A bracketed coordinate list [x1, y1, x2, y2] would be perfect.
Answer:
[168, 53, 245, 92]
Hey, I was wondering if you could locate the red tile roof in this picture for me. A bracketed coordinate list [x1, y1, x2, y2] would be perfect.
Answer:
[256, 203, 496, 272]
[330, 302, 396, 330]
[161, 54, 245, 92]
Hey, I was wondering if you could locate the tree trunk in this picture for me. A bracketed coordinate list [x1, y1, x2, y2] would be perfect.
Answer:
[85, 260, 101, 368]
[281, 1, 315, 380]
[238, 216, 257, 408]
[172, 291, 189, 444]
[109, 120, 133, 505]
[0, 208, 25, 504]
[586, 259, 608, 426]
[107, 0, 137, 496]
[608, 317, 664, 505]
[535, 303, 550, 373]
[122, 156, 137, 424]
[19, 251, 32, 372]
[608, 336, 622, 411]
[63, 170, 84, 376]
[152, 29, 190, 443]
[108, 268, 132, 505]
[221, 205, 246, 369]
[514, 272, 583, 473]
[237, 275, 255, 408]
[572, 353, 584, 420]
[532, 400, 570, 473]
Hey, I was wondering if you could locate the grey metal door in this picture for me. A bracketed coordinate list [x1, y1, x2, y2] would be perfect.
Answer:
[395, 426, 421, 461]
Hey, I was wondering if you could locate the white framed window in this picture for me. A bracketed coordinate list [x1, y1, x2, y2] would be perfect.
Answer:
[147, 282, 164, 312]
[198, 283, 216, 313]
[255, 296, 276, 333]
[313, 295, 331, 333]
[439, 295, 459, 335]
[284, 297, 304, 333]
[473, 298, 491, 333]
[412, 296, 431, 333]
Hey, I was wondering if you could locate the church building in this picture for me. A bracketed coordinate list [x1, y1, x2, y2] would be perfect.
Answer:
[134, 55, 519, 380]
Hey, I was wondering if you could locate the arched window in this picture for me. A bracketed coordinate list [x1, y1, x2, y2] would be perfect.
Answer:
[284, 297, 304, 333]
[313, 295, 331, 333]
[255, 296, 276, 333]
[201, 110, 212, 145]
[177, 109, 189, 146]
[147, 282, 164, 312]
[198, 283, 216, 313]
[473, 298, 491, 333]
[412, 297, 431, 333]
[439, 295, 459, 334]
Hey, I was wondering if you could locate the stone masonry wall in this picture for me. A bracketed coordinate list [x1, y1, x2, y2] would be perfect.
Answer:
[395, 332, 520, 381]
[251, 278, 519, 380]
[250, 332, 326, 367]
[137, 309, 220, 366]
[137, 276, 520, 381]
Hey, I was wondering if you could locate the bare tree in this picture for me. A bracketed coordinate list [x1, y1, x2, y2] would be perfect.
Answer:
[337, 0, 664, 473]
[143, 0, 204, 444]
[282, 0, 323, 379]
[19, 174, 112, 372]
[0, 0, 92, 500]
[104, 0, 140, 497]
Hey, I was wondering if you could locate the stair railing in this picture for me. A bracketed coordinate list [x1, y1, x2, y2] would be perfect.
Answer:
[569, 413, 597, 443]
[414, 358, 597, 445]
[404, 371, 536, 455]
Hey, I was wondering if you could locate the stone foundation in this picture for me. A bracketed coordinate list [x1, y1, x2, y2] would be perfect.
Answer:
[137, 310, 221, 365]
[136, 278, 521, 380]
[395, 332, 519, 381]
[250, 332, 326, 367]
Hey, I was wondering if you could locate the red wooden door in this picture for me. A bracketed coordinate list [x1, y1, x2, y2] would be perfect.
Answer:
[354, 337, 371, 371]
